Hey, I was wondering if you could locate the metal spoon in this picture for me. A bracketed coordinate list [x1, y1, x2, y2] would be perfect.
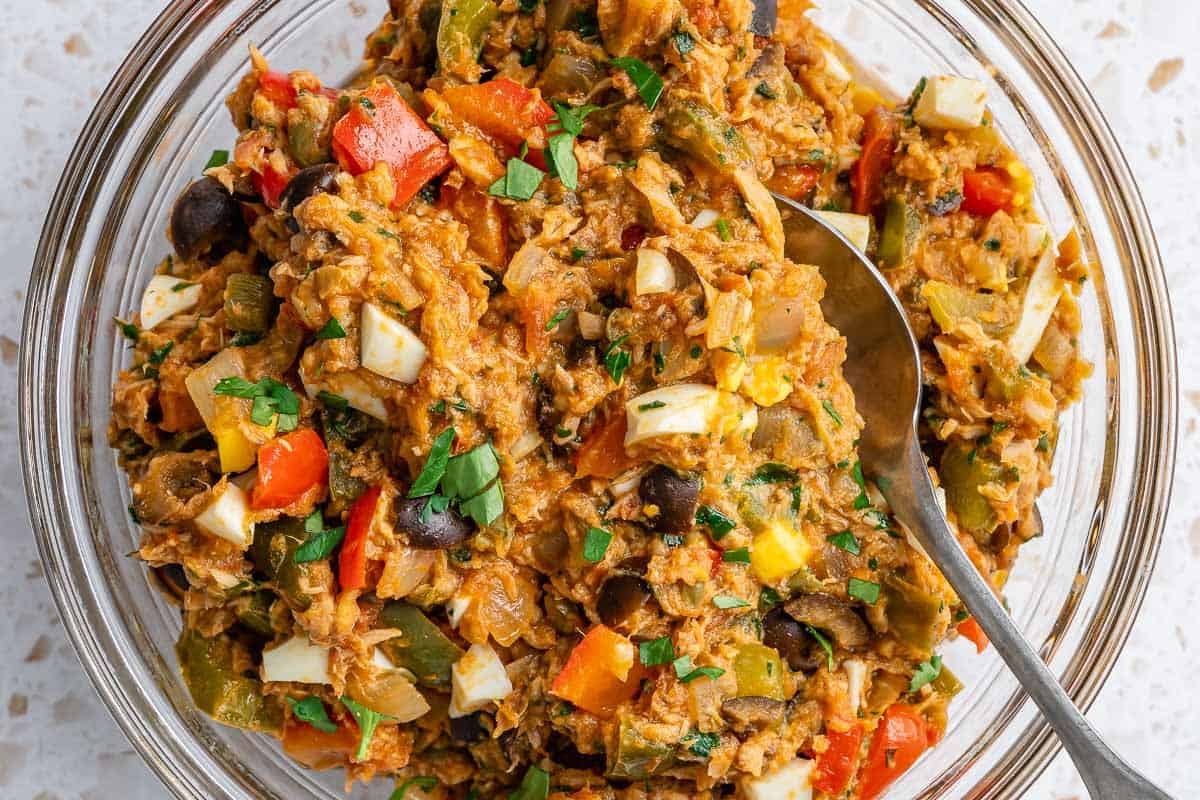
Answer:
[777, 196, 1171, 800]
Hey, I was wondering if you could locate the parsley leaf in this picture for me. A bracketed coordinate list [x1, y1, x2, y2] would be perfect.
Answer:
[851, 460, 870, 510]
[287, 696, 337, 733]
[746, 463, 798, 485]
[408, 428, 456, 498]
[205, 149, 230, 169]
[909, 654, 943, 692]
[583, 527, 612, 562]
[544, 308, 570, 331]
[848, 577, 881, 604]
[639, 636, 675, 665]
[459, 481, 504, 527]
[806, 625, 835, 670]
[391, 777, 439, 799]
[294, 510, 347, 563]
[443, 442, 500, 500]
[213, 376, 299, 432]
[489, 158, 545, 200]
[673, 655, 725, 683]
[681, 729, 720, 758]
[822, 399, 844, 427]
[695, 505, 735, 538]
[315, 317, 347, 340]
[722, 547, 750, 564]
[713, 595, 750, 609]
[603, 335, 631, 384]
[826, 530, 860, 555]
[340, 696, 386, 761]
[316, 390, 349, 410]
[114, 317, 140, 342]
[610, 56, 664, 109]
[546, 133, 579, 190]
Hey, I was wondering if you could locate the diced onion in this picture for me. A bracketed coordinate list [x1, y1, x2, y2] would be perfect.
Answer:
[194, 481, 254, 548]
[577, 311, 605, 340]
[741, 757, 815, 800]
[361, 302, 427, 384]
[635, 248, 676, 295]
[624, 383, 721, 445]
[185, 347, 247, 428]
[755, 296, 806, 352]
[510, 429, 544, 461]
[690, 209, 719, 229]
[610, 465, 649, 497]
[449, 643, 513, 718]
[815, 211, 871, 252]
[843, 659, 868, 713]
[503, 241, 547, 292]
[261, 637, 332, 685]
[1006, 246, 1063, 363]
[140, 274, 202, 330]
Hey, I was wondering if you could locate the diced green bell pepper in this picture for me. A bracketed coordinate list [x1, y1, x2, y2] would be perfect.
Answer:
[939, 441, 1002, 536]
[921, 280, 1016, 338]
[663, 99, 753, 174]
[878, 196, 921, 268]
[176, 628, 283, 734]
[234, 590, 276, 638]
[377, 602, 465, 688]
[931, 663, 963, 697]
[881, 576, 943, 654]
[250, 517, 317, 612]
[287, 119, 331, 168]
[437, 0, 499, 77]
[607, 713, 677, 778]
[733, 643, 785, 700]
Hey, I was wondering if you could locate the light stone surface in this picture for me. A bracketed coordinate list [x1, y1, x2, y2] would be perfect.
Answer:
[0, 1, 1195, 797]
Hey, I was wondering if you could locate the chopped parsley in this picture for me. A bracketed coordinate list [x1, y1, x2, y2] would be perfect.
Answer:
[909, 654, 943, 692]
[213, 376, 299, 431]
[294, 510, 347, 563]
[754, 81, 778, 100]
[722, 547, 750, 564]
[638, 400, 667, 411]
[826, 530, 861, 555]
[715, 218, 733, 241]
[408, 429, 504, 526]
[610, 56, 664, 109]
[489, 158, 545, 200]
[316, 390, 348, 410]
[822, 399, 844, 428]
[806, 625, 835, 670]
[347, 210, 365, 223]
[314, 316, 347, 339]
[287, 696, 336, 733]
[713, 595, 750, 609]
[639, 636, 675, 666]
[204, 149, 229, 169]
[340, 696, 386, 761]
[759, 587, 781, 611]
[983, 237, 1002, 252]
[603, 335, 631, 384]
[544, 308, 570, 331]
[570, 246, 588, 261]
[695, 505, 735, 538]
[673, 655, 724, 683]
[114, 317, 139, 342]
[848, 577, 881, 604]
[680, 730, 720, 758]
[746, 463, 798, 485]
[582, 527, 612, 562]
[851, 460, 870, 510]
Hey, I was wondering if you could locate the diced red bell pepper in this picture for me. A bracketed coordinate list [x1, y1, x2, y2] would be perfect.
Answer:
[575, 412, 638, 479]
[438, 181, 507, 269]
[441, 78, 554, 152]
[857, 704, 932, 800]
[814, 723, 863, 796]
[851, 108, 898, 214]
[258, 70, 298, 111]
[957, 616, 989, 653]
[281, 714, 358, 770]
[550, 625, 644, 718]
[250, 429, 329, 510]
[338, 485, 381, 591]
[767, 163, 822, 202]
[252, 160, 294, 209]
[961, 167, 1014, 216]
[332, 83, 452, 208]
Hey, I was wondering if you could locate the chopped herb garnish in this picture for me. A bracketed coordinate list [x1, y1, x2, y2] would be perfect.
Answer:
[638, 400, 667, 411]
[443, 442, 500, 501]
[603, 335, 631, 384]
[610, 56, 664, 109]
[171, 281, 196, 292]
[376, 227, 399, 240]
[583, 527, 612, 562]
[746, 463, 798, 485]
[230, 331, 263, 347]
[545, 308, 570, 331]
[639, 636, 675, 665]
[570, 246, 587, 261]
[340, 696, 386, 760]
[713, 595, 750, 609]
[805, 625, 835, 670]
[673, 655, 724, 683]
[489, 158, 545, 200]
[681, 729, 720, 758]
[759, 587, 781, 610]
[754, 81, 778, 100]
[205, 149, 230, 169]
[508, 765, 550, 800]
[287, 696, 337, 733]
[909, 654, 943, 692]
[1037, 433, 1050, 452]
[316, 390, 348, 410]
[213, 376, 299, 432]
[653, 347, 666, 373]
[851, 460, 870, 510]
[790, 485, 804, 515]
[695, 505, 735, 538]
[822, 399, 844, 428]
[826, 530, 861, 555]
[722, 547, 750, 564]
[315, 317, 347, 340]
[715, 218, 733, 241]
[848, 577, 881, 604]
[983, 237, 1002, 252]
[294, 510, 347, 563]
[391, 776, 439, 799]
[408, 428, 456, 498]
[672, 31, 696, 55]
[114, 317, 139, 342]
[347, 210, 365, 223]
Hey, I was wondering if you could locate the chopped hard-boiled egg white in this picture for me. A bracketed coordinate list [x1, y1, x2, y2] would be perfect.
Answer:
[360, 302, 427, 384]
[843, 659, 868, 714]
[624, 383, 721, 446]
[690, 208, 719, 229]
[193, 482, 254, 548]
[1021, 222, 1050, 262]
[449, 643, 513, 718]
[751, 520, 813, 582]
[1006, 246, 1064, 363]
[816, 210, 872, 252]
[140, 274, 203, 331]
[912, 75, 988, 130]
[820, 47, 853, 85]
[635, 248, 676, 295]
[741, 757, 815, 800]
[446, 594, 472, 628]
[261, 637, 332, 685]
[300, 366, 389, 421]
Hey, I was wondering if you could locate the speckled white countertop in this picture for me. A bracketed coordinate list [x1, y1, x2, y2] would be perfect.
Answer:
[0, 1, 1195, 797]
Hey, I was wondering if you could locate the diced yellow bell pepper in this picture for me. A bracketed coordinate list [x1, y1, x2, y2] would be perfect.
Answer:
[751, 520, 812, 582]
[212, 397, 274, 473]
[852, 85, 888, 116]
[741, 356, 793, 407]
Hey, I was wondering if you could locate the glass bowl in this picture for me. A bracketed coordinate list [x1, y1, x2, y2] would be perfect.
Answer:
[19, 0, 1176, 798]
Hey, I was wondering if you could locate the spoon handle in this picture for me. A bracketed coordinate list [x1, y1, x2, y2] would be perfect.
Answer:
[877, 437, 1171, 800]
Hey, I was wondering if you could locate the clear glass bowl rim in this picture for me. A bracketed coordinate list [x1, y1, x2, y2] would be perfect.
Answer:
[19, 0, 1177, 798]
